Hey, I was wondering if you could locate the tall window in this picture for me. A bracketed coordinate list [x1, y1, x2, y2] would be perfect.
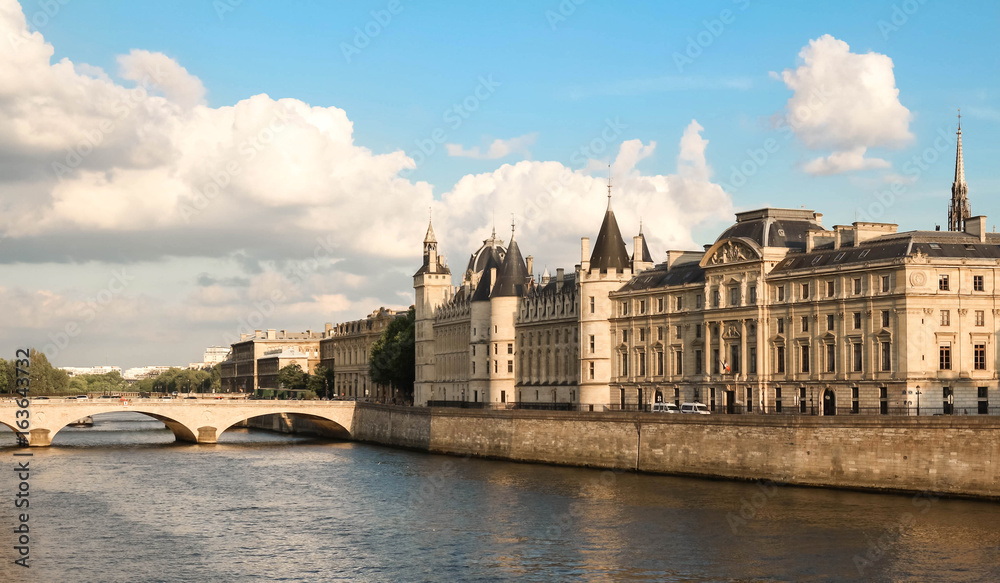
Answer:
[746, 387, 753, 413]
[657, 297, 664, 312]
[801, 283, 810, 299]
[589, 296, 595, 313]
[656, 351, 664, 376]
[853, 278, 861, 294]
[801, 315, 809, 333]
[939, 275, 949, 291]
[730, 345, 740, 374]
[974, 275, 985, 292]
[881, 310, 891, 328]
[507, 360, 513, 373]
[853, 312, 861, 329]
[881, 275, 890, 292]
[621, 352, 629, 376]
[975, 344, 987, 370]
[589, 335, 595, 353]
[939, 345, 951, 370]
[881, 341, 891, 371]
[749, 346, 757, 374]
[776, 346, 786, 373]
[775, 386, 783, 413]
[940, 310, 950, 326]
[852, 387, 860, 414]
[729, 287, 740, 306]
[826, 344, 836, 372]
[712, 290, 720, 308]
[777, 286, 786, 301]
[638, 350, 646, 376]
[976, 310, 985, 327]
[639, 300, 646, 314]
[639, 328, 646, 342]
[801, 345, 810, 373]
[695, 350, 703, 374]
[853, 343, 863, 372]
[712, 348, 720, 374]
[507, 343, 513, 354]
[827, 314, 835, 331]
[748, 286, 757, 304]
[826, 281, 835, 297]
[674, 351, 683, 375]
[589, 361, 595, 380]
[695, 324, 702, 338]
[675, 325, 682, 339]
[621, 301, 629, 316]
[777, 318, 785, 334]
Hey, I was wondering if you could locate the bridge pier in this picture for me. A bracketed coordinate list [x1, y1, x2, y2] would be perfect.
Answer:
[29, 428, 52, 447]
[196, 426, 218, 444]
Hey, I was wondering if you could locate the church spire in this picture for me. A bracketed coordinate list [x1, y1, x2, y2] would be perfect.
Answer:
[948, 110, 970, 231]
[424, 209, 437, 244]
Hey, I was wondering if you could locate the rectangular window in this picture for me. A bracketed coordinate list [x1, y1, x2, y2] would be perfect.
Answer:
[695, 324, 702, 339]
[852, 387, 860, 414]
[622, 330, 628, 343]
[800, 387, 807, 413]
[696, 295, 703, 309]
[638, 351, 646, 376]
[801, 315, 809, 333]
[979, 386, 989, 414]
[748, 286, 757, 304]
[749, 346, 757, 374]
[589, 361, 595, 380]
[639, 328, 646, 342]
[880, 386, 888, 415]
[472, 361, 476, 374]
[621, 301, 628, 316]
[853, 343, 863, 372]
[589, 335, 595, 353]
[775, 387, 782, 413]
[827, 314, 835, 331]
[778, 286, 786, 301]
[675, 325, 682, 339]
[777, 318, 784, 334]
[713, 348, 720, 374]
[746, 387, 753, 413]
[975, 344, 986, 370]
[853, 278, 862, 294]
[853, 312, 861, 330]
[494, 360, 498, 373]
[674, 351, 683, 375]
[826, 281, 835, 297]
[677, 296, 684, 311]
[939, 274, 949, 291]
[656, 351, 664, 376]
[801, 345, 810, 373]
[940, 310, 950, 326]
[507, 343, 513, 354]
[589, 296, 595, 313]
[711, 290, 720, 308]
[881, 275, 890, 293]
[657, 297, 664, 312]
[974, 275, 985, 292]
[976, 310, 985, 327]
[639, 300, 646, 314]
[729, 287, 740, 306]
[657, 326, 663, 341]
[507, 360, 513, 373]
[939, 345, 952, 370]
[882, 310, 891, 328]
[801, 283, 810, 299]
[827, 344, 836, 373]
[777, 346, 785, 373]
[881, 341, 891, 371]
[730, 344, 740, 374]
[695, 350, 703, 374]
[494, 343, 498, 355]
[621, 352, 629, 376]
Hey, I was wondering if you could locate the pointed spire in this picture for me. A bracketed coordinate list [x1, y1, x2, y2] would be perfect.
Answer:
[948, 109, 970, 231]
[424, 209, 437, 243]
[606, 164, 613, 210]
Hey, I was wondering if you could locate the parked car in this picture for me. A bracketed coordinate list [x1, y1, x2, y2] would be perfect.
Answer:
[652, 402, 679, 413]
[680, 402, 711, 414]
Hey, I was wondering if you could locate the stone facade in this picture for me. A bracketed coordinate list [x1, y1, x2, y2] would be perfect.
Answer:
[220, 329, 323, 392]
[319, 307, 404, 401]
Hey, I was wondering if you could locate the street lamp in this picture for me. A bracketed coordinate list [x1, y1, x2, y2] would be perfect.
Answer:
[915, 386, 922, 416]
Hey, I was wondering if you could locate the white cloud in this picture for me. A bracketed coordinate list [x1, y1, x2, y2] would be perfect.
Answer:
[778, 34, 912, 175]
[446, 132, 538, 160]
[802, 147, 890, 176]
[117, 49, 207, 108]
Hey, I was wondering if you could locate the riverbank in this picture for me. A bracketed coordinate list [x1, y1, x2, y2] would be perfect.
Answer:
[251, 403, 1000, 500]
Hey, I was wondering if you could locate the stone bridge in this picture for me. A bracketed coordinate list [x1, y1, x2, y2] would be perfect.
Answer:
[0, 398, 357, 446]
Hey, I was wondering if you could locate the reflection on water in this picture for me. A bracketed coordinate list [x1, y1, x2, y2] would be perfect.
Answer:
[1, 412, 999, 582]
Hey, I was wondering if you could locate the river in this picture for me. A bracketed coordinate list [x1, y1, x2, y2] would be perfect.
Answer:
[1, 412, 999, 582]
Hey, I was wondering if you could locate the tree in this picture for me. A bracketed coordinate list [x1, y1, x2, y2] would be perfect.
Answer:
[369, 308, 415, 404]
[276, 364, 308, 392]
[308, 365, 334, 399]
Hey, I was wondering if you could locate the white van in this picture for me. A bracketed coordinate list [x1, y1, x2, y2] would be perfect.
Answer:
[680, 402, 711, 414]
[652, 402, 679, 413]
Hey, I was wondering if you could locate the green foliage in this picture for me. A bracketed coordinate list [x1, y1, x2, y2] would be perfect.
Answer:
[369, 307, 415, 404]
[309, 364, 334, 398]
[276, 364, 308, 391]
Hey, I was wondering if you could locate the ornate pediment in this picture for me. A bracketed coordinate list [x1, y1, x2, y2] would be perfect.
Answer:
[705, 239, 759, 267]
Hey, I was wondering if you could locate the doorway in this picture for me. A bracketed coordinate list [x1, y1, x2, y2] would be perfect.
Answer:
[724, 390, 735, 414]
[823, 388, 836, 416]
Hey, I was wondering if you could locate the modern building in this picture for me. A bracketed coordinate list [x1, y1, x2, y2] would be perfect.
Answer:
[220, 329, 323, 392]
[416, 119, 995, 416]
[256, 348, 313, 390]
[319, 307, 405, 401]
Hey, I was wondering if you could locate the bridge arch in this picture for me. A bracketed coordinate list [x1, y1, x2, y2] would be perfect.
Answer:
[213, 411, 352, 443]
[42, 408, 201, 447]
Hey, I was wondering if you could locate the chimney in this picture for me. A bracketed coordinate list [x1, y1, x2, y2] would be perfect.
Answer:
[633, 235, 642, 263]
[966, 215, 987, 242]
[255, 329, 262, 339]
[306, 329, 312, 338]
[280, 329, 286, 339]
[526, 255, 533, 277]
[806, 232, 815, 253]
[581, 237, 590, 271]
[489, 267, 497, 294]
[556, 268, 565, 292]
[267, 329, 276, 339]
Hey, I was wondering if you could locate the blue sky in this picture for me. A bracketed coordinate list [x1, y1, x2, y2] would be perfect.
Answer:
[1, 0, 997, 367]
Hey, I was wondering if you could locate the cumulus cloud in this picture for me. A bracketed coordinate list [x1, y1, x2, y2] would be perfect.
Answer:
[776, 34, 912, 175]
[117, 49, 207, 108]
[445, 132, 538, 160]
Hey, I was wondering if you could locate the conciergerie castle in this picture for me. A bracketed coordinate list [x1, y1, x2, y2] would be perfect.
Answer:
[414, 119, 997, 416]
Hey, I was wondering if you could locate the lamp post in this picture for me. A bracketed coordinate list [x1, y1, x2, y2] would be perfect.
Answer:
[915, 386, 922, 416]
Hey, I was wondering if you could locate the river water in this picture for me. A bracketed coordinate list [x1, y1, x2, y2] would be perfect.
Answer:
[1, 412, 999, 582]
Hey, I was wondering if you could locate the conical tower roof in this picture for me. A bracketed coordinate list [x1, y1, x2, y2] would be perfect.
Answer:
[471, 251, 499, 302]
[631, 222, 653, 263]
[424, 219, 437, 244]
[589, 201, 631, 273]
[491, 229, 529, 298]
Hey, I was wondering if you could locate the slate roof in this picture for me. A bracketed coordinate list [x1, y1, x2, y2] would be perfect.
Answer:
[616, 261, 706, 292]
[491, 237, 529, 298]
[589, 208, 631, 273]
